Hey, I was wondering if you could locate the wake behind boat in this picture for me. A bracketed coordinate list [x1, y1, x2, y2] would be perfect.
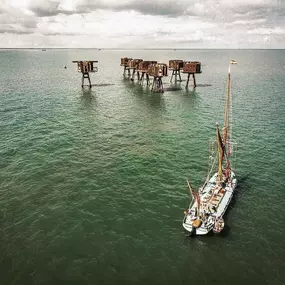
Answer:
[183, 61, 238, 236]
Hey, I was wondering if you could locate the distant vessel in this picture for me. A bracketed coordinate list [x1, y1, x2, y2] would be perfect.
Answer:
[42, 49, 46, 51]
[183, 61, 238, 236]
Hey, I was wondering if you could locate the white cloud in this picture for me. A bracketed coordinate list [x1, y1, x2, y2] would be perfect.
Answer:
[248, 26, 285, 35]
[0, 0, 284, 48]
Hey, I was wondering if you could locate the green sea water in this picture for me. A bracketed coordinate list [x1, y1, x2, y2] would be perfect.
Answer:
[0, 49, 285, 285]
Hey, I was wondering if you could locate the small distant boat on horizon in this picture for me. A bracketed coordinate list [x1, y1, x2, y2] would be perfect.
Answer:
[42, 49, 46, 51]
[182, 60, 238, 236]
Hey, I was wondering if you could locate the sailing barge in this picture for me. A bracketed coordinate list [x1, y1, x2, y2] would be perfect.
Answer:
[183, 61, 238, 236]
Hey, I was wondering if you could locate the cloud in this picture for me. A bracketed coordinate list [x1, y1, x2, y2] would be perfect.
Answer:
[26, 0, 191, 17]
[0, 0, 284, 48]
[248, 26, 285, 36]
[28, 0, 76, 17]
[0, 27, 34, 35]
[0, 4, 38, 35]
[44, 31, 86, 36]
[76, 0, 189, 17]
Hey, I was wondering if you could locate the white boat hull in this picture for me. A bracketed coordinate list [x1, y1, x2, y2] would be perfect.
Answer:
[183, 171, 237, 236]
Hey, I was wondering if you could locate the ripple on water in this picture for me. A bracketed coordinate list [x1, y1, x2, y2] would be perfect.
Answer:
[1, 50, 285, 285]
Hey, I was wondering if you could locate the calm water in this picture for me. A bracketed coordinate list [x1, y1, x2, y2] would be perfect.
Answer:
[0, 49, 285, 284]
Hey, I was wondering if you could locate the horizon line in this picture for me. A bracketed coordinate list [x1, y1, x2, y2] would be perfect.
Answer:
[0, 47, 284, 50]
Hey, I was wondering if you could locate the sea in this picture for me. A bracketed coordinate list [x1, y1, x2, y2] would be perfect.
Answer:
[0, 49, 285, 285]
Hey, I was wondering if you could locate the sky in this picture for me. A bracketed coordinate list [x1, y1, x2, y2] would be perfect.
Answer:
[0, 0, 284, 48]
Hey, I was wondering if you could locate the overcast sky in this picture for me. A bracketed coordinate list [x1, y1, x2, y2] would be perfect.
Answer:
[0, 0, 284, 48]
